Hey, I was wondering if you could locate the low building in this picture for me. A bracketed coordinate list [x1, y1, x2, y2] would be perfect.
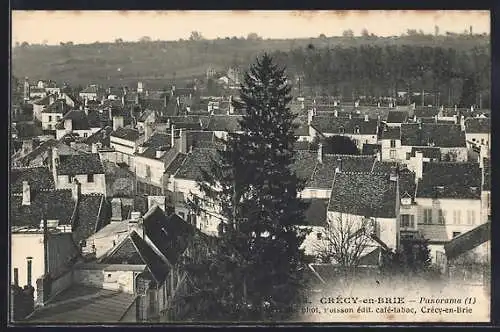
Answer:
[55, 110, 103, 140]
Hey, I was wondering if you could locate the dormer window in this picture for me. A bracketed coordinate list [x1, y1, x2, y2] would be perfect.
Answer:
[339, 126, 345, 134]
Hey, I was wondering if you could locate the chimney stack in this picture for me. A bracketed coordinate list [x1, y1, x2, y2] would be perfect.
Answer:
[178, 128, 185, 153]
[335, 157, 342, 174]
[71, 179, 81, 203]
[112, 115, 124, 131]
[171, 124, 175, 147]
[317, 143, 323, 164]
[334, 109, 338, 117]
[164, 94, 168, 108]
[415, 151, 424, 182]
[22, 181, 31, 206]
[64, 119, 73, 132]
[364, 114, 369, 122]
[91, 143, 98, 154]
[308, 109, 314, 125]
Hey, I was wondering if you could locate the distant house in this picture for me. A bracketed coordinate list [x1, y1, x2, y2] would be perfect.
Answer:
[79, 84, 104, 101]
[41, 99, 70, 133]
[109, 127, 143, 167]
[385, 111, 408, 127]
[400, 123, 467, 162]
[328, 171, 400, 253]
[310, 112, 379, 151]
[464, 118, 490, 153]
[52, 148, 107, 195]
[379, 126, 401, 161]
[55, 110, 103, 140]
[29, 87, 47, 100]
[205, 115, 243, 139]
[415, 162, 483, 263]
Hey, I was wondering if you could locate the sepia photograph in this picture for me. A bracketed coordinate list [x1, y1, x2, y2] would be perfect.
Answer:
[9, 10, 491, 325]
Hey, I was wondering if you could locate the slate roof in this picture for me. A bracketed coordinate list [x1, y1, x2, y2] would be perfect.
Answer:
[10, 167, 55, 193]
[465, 118, 490, 134]
[72, 194, 106, 245]
[165, 153, 188, 176]
[110, 127, 141, 141]
[414, 107, 439, 118]
[311, 117, 378, 135]
[411, 147, 441, 159]
[362, 143, 381, 155]
[174, 148, 218, 181]
[57, 153, 104, 175]
[444, 222, 490, 260]
[302, 199, 329, 227]
[380, 127, 401, 140]
[55, 110, 102, 130]
[26, 285, 137, 323]
[386, 111, 408, 123]
[85, 126, 113, 146]
[206, 115, 242, 132]
[307, 155, 376, 189]
[483, 158, 490, 191]
[143, 206, 196, 266]
[416, 162, 481, 199]
[400, 123, 466, 148]
[329, 172, 397, 218]
[186, 131, 216, 149]
[10, 189, 75, 227]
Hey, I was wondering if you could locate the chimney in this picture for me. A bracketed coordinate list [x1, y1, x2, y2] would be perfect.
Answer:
[26, 257, 33, 287]
[156, 150, 164, 159]
[164, 94, 168, 107]
[229, 95, 234, 114]
[460, 115, 465, 131]
[91, 143, 98, 154]
[354, 100, 359, 108]
[71, 179, 81, 203]
[178, 128, 185, 153]
[22, 181, 31, 206]
[51, 147, 59, 170]
[64, 118, 73, 131]
[144, 123, 152, 141]
[349, 113, 352, 119]
[317, 143, 323, 164]
[308, 109, 314, 125]
[176, 96, 180, 107]
[415, 151, 424, 182]
[49, 94, 55, 105]
[334, 109, 338, 117]
[108, 108, 113, 121]
[112, 116, 124, 131]
[189, 145, 193, 154]
[121, 95, 125, 107]
[335, 157, 342, 173]
[364, 114, 369, 122]
[171, 124, 175, 147]
[111, 198, 122, 222]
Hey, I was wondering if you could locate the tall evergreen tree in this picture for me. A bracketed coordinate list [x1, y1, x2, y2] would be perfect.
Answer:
[185, 53, 310, 321]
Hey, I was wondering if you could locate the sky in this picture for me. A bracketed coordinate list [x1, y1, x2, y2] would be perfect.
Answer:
[11, 10, 490, 46]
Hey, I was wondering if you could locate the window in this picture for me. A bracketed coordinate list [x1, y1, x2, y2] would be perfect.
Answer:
[453, 210, 462, 225]
[68, 175, 72, 183]
[481, 138, 485, 145]
[316, 232, 322, 240]
[390, 140, 396, 148]
[423, 209, 432, 224]
[453, 232, 461, 238]
[83, 133, 88, 138]
[87, 174, 94, 183]
[48, 115, 52, 122]
[467, 210, 476, 225]
[438, 209, 446, 224]
[146, 165, 151, 178]
[400, 214, 415, 228]
[390, 149, 396, 159]
[472, 138, 476, 142]
[406, 152, 411, 160]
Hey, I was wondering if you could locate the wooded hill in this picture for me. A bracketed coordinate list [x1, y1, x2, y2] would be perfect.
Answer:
[12, 34, 490, 107]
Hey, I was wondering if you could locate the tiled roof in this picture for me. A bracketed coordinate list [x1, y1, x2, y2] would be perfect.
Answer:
[329, 172, 397, 218]
[362, 143, 381, 155]
[10, 167, 55, 193]
[100, 233, 145, 265]
[401, 123, 466, 148]
[465, 118, 490, 134]
[311, 117, 378, 135]
[26, 285, 137, 323]
[386, 111, 408, 123]
[308, 155, 376, 189]
[55, 110, 102, 130]
[444, 222, 490, 260]
[206, 115, 242, 132]
[57, 153, 104, 175]
[165, 153, 188, 176]
[174, 148, 218, 180]
[416, 162, 481, 199]
[419, 225, 450, 242]
[302, 199, 329, 227]
[483, 158, 490, 191]
[143, 206, 196, 266]
[414, 107, 439, 118]
[72, 194, 106, 245]
[186, 130, 215, 149]
[380, 127, 401, 140]
[10, 189, 75, 227]
[84, 126, 113, 146]
[110, 127, 141, 141]
[410, 147, 441, 159]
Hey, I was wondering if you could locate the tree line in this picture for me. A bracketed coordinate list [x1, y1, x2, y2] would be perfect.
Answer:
[270, 44, 490, 108]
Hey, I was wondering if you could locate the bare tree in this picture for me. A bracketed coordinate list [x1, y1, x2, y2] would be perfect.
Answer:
[342, 29, 354, 38]
[314, 214, 380, 281]
[189, 31, 204, 41]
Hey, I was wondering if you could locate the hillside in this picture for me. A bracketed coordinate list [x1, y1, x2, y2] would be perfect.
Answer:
[12, 34, 490, 89]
